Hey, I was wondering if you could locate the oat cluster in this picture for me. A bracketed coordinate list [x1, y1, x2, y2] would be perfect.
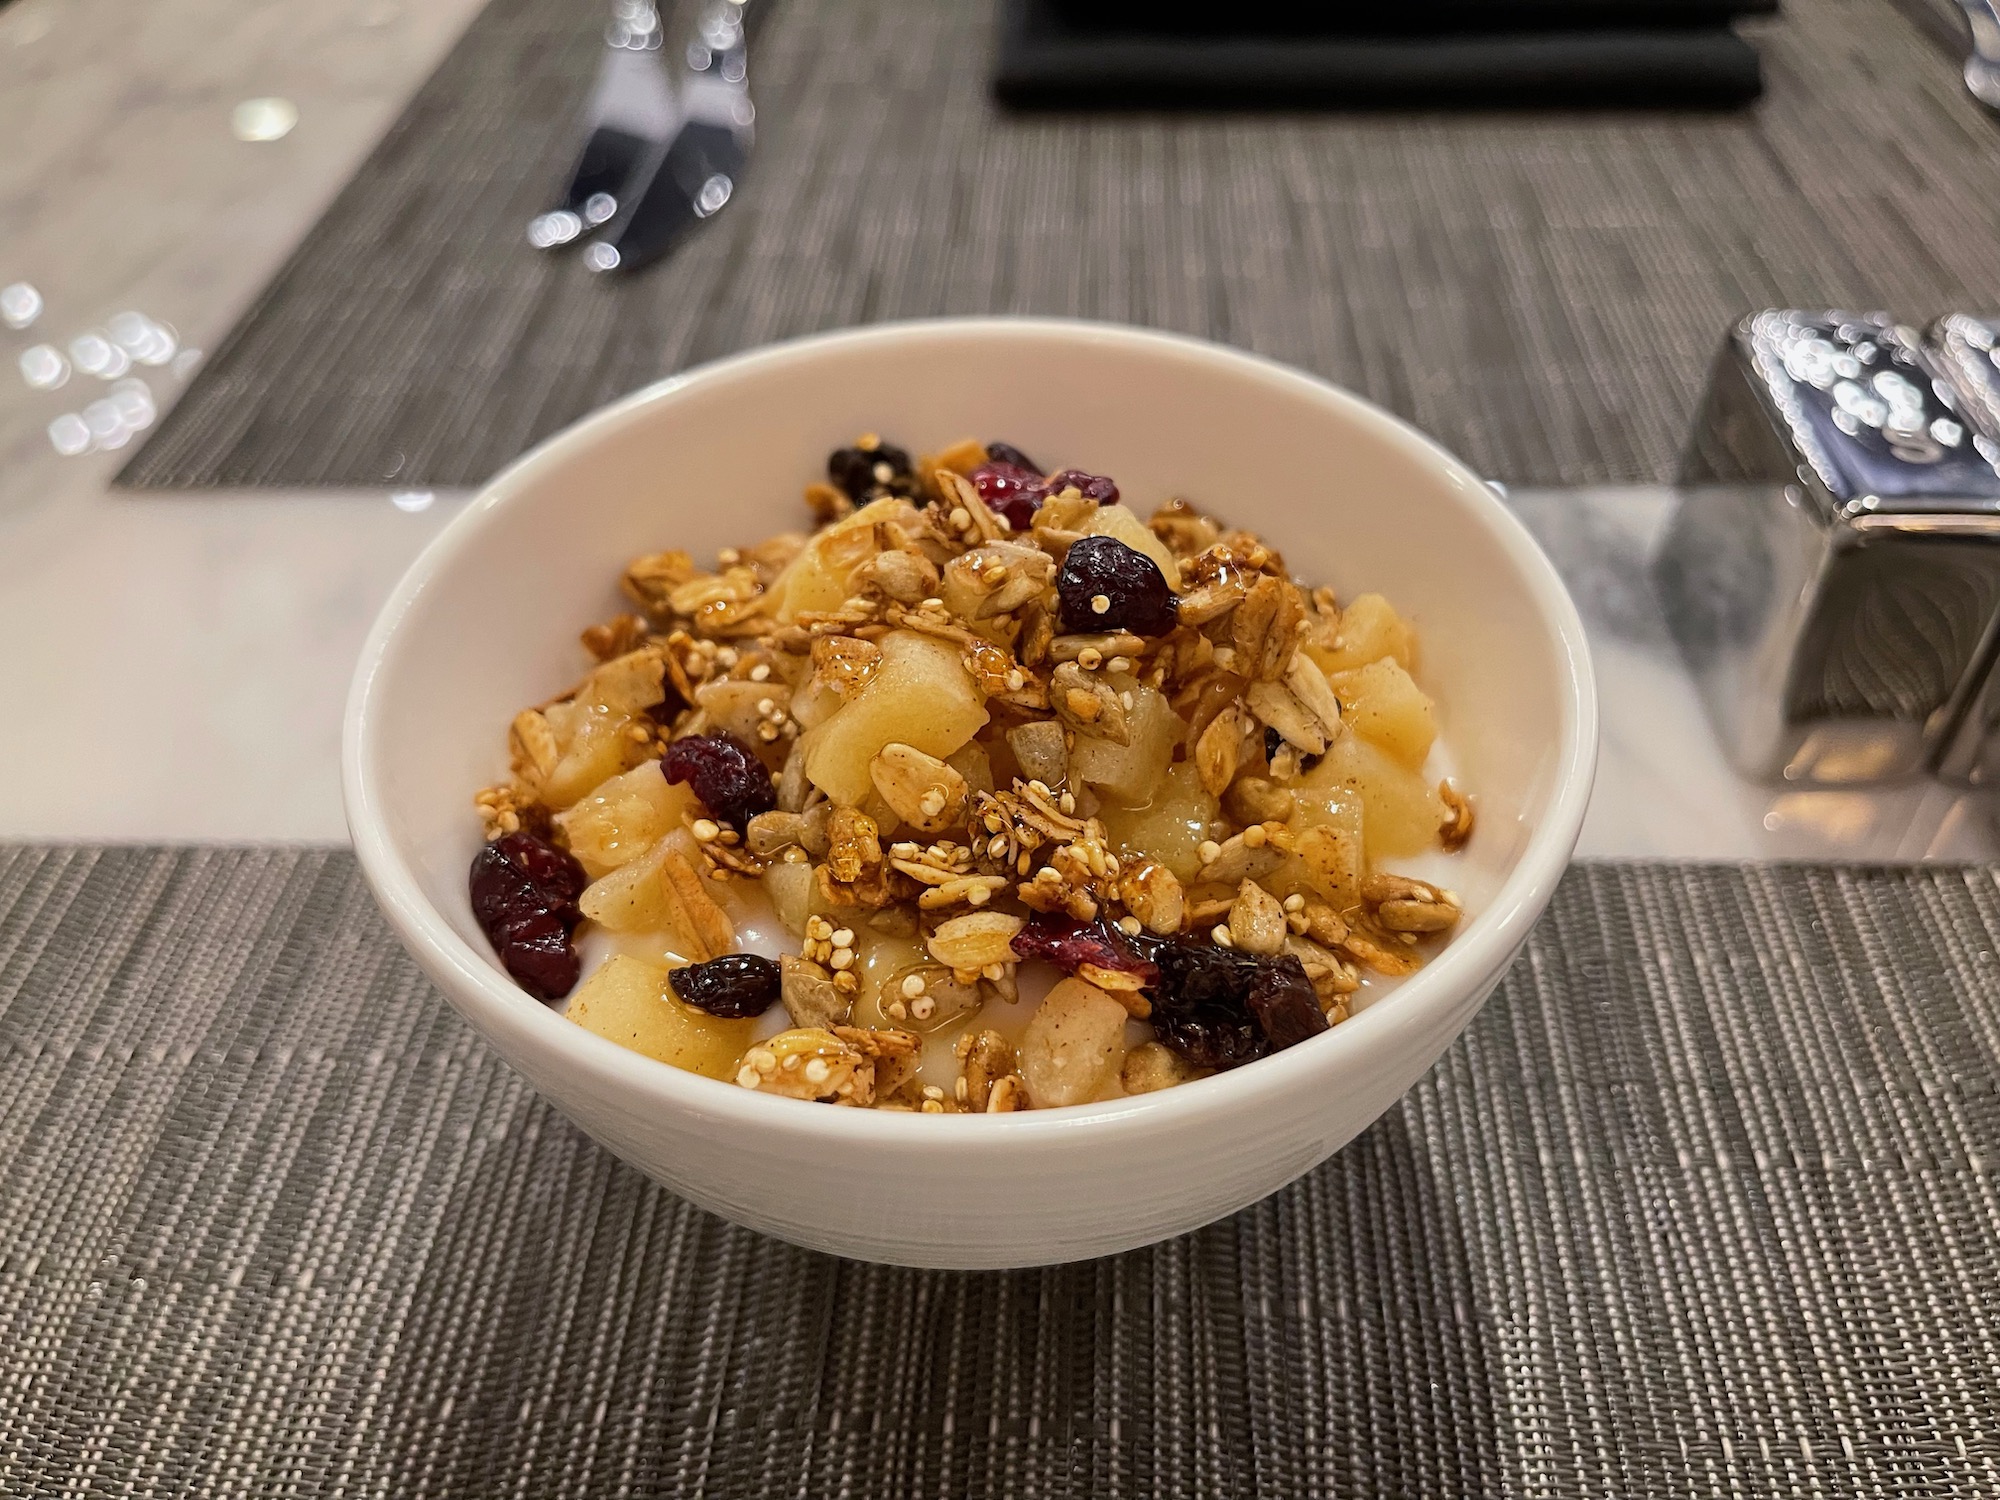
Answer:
[475, 434, 1474, 1111]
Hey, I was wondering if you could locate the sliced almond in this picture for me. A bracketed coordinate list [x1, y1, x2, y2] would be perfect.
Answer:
[926, 911, 1026, 970]
[869, 742, 970, 835]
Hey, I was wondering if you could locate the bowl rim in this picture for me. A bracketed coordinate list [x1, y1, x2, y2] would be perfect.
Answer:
[344, 315, 1598, 1149]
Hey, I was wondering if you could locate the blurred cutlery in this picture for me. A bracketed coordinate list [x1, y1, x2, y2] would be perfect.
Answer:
[584, 0, 757, 274]
[1957, 0, 2000, 107]
[527, 0, 680, 250]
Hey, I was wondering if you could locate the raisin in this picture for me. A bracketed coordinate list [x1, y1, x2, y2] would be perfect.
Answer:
[669, 953, 782, 1018]
[1246, 955, 1328, 1050]
[1154, 1008, 1268, 1071]
[1041, 468, 1119, 503]
[660, 732, 776, 828]
[1011, 911, 1159, 983]
[1055, 535, 1179, 637]
[828, 439, 917, 502]
[984, 441, 1043, 474]
[1264, 726, 1283, 761]
[1141, 938, 1270, 1071]
[469, 832, 588, 1001]
[1145, 938, 1264, 1016]
[971, 460, 1045, 531]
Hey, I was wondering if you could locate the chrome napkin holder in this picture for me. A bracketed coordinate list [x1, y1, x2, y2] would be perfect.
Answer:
[1653, 310, 2000, 785]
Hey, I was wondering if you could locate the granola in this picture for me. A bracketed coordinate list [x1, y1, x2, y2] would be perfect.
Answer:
[470, 432, 1477, 1110]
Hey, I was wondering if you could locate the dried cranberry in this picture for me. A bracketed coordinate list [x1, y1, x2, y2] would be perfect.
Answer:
[1246, 955, 1328, 1050]
[971, 460, 1046, 531]
[1011, 912, 1159, 984]
[828, 440, 917, 502]
[1041, 468, 1119, 504]
[1055, 535, 1179, 636]
[660, 732, 776, 828]
[669, 953, 781, 1018]
[469, 832, 588, 1001]
[984, 441, 1043, 474]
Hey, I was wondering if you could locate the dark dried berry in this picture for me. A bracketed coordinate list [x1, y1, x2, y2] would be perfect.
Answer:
[1041, 468, 1119, 503]
[1056, 535, 1179, 637]
[660, 732, 776, 828]
[469, 832, 588, 1001]
[971, 460, 1046, 532]
[1141, 938, 1270, 1070]
[1011, 912, 1159, 984]
[1246, 955, 1328, 1050]
[984, 441, 1043, 475]
[497, 912, 584, 1001]
[1145, 938, 1264, 1017]
[828, 440, 916, 502]
[1265, 726, 1283, 761]
[1154, 1008, 1269, 1071]
[669, 953, 782, 1018]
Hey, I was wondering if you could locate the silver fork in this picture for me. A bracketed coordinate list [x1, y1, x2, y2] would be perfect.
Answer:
[527, 0, 681, 250]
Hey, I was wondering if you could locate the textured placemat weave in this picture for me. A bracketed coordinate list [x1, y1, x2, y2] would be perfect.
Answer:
[2, 847, 1997, 1496]
[118, 0, 2000, 492]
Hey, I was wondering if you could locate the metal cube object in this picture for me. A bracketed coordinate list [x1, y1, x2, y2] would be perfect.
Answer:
[1653, 310, 2000, 784]
[1930, 314, 2000, 786]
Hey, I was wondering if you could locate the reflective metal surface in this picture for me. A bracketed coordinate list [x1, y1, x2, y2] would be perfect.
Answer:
[1928, 312, 2000, 438]
[1653, 311, 2000, 784]
[527, 1, 676, 251]
[1955, 0, 2000, 107]
[589, 0, 755, 273]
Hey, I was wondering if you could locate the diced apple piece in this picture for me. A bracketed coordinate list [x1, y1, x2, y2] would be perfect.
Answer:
[578, 833, 736, 957]
[846, 930, 931, 1029]
[1083, 503, 1181, 589]
[555, 762, 697, 878]
[1329, 658, 1436, 770]
[1019, 978, 1130, 1107]
[532, 650, 668, 809]
[1070, 678, 1182, 806]
[801, 630, 988, 806]
[538, 700, 652, 809]
[1307, 732, 1443, 861]
[566, 954, 753, 1080]
[1273, 779, 1366, 909]
[762, 857, 819, 938]
[1098, 760, 1220, 884]
[1305, 593, 1416, 676]
[773, 497, 917, 621]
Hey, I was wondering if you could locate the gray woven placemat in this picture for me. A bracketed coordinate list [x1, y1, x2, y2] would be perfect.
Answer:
[118, 0, 2000, 492]
[2, 846, 1997, 1496]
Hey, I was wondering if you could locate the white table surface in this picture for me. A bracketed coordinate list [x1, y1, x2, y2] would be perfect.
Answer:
[1, 0, 1994, 858]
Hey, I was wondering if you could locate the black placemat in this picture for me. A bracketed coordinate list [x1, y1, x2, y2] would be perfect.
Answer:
[2, 845, 1996, 1495]
[993, 0, 1765, 110]
[119, 0, 2000, 492]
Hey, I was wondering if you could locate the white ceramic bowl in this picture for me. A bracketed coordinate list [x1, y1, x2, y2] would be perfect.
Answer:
[344, 318, 1596, 1269]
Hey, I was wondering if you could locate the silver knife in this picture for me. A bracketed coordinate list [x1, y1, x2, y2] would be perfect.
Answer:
[583, 0, 756, 273]
[527, 1, 681, 250]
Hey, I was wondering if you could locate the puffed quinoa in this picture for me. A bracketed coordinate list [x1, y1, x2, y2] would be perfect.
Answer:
[475, 430, 1477, 1108]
